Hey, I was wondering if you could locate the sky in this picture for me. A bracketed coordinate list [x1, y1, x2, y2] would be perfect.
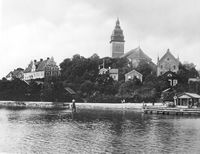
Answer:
[0, 0, 200, 78]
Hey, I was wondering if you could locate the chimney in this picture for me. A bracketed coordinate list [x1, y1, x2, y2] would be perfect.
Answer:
[47, 57, 50, 60]
[40, 58, 43, 62]
[34, 60, 37, 63]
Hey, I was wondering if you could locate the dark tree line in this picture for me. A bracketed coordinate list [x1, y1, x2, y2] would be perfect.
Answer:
[0, 54, 199, 103]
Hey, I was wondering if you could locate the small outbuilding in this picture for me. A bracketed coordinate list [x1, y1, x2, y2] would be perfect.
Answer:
[174, 92, 200, 107]
[125, 70, 143, 82]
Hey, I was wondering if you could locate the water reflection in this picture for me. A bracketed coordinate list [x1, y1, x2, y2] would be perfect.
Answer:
[1, 108, 200, 153]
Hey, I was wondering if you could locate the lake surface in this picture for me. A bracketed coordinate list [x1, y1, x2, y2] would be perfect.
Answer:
[1, 108, 200, 154]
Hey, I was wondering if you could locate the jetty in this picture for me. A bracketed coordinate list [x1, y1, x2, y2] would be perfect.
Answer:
[143, 106, 200, 116]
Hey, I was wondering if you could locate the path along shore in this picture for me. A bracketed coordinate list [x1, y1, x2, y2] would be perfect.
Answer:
[71, 102, 163, 111]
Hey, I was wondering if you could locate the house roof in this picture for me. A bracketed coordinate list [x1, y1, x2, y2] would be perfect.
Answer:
[24, 57, 57, 73]
[99, 68, 108, 74]
[160, 71, 178, 79]
[162, 88, 171, 93]
[64, 87, 76, 95]
[177, 92, 200, 99]
[158, 49, 179, 64]
[121, 47, 152, 61]
[125, 69, 143, 77]
[109, 69, 118, 74]
[6, 68, 24, 79]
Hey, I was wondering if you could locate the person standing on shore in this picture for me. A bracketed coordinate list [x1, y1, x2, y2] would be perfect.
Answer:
[72, 99, 76, 112]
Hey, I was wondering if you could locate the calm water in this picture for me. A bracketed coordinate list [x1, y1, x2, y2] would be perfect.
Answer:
[1, 108, 200, 154]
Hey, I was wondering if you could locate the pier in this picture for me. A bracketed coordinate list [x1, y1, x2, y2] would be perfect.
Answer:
[143, 106, 200, 116]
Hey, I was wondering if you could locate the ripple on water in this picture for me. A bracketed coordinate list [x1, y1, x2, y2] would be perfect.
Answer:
[1, 109, 200, 153]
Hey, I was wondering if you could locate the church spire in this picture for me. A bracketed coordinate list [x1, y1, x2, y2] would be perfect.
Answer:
[110, 18, 125, 58]
[110, 18, 125, 43]
[116, 18, 120, 27]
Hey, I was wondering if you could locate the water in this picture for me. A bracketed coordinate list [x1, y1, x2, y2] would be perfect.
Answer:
[1, 108, 200, 154]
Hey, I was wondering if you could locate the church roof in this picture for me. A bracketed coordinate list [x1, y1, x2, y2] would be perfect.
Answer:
[110, 18, 125, 43]
[121, 47, 152, 61]
[158, 49, 179, 64]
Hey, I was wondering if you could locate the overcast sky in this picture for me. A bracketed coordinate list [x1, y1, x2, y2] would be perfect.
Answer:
[0, 0, 200, 78]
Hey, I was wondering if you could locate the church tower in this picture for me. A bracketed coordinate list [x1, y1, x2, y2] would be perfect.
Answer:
[110, 18, 125, 58]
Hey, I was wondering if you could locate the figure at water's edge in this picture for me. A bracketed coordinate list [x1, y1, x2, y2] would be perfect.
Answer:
[72, 99, 76, 113]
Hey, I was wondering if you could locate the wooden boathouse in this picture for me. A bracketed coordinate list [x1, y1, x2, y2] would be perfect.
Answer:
[144, 92, 200, 116]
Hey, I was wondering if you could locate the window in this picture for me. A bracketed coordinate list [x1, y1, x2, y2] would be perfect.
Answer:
[160, 72, 163, 75]
[174, 65, 176, 70]
[167, 58, 169, 61]
[167, 74, 172, 77]
[161, 65, 163, 69]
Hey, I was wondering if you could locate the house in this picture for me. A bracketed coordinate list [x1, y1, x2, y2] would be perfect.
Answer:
[5, 68, 24, 80]
[24, 57, 60, 81]
[121, 46, 156, 69]
[109, 69, 119, 81]
[157, 49, 179, 76]
[125, 70, 143, 82]
[99, 67, 119, 81]
[99, 68, 108, 75]
[160, 71, 178, 87]
[174, 92, 200, 107]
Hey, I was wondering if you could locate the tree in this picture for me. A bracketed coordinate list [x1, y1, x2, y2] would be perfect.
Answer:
[118, 78, 142, 97]
[136, 60, 156, 81]
[80, 80, 95, 98]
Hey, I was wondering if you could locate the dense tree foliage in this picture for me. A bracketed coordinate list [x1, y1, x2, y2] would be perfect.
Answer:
[1, 54, 199, 103]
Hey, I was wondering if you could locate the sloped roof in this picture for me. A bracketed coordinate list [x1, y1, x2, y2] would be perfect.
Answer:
[24, 57, 57, 73]
[36, 59, 48, 71]
[121, 47, 152, 61]
[6, 68, 24, 79]
[64, 87, 76, 95]
[161, 71, 178, 79]
[177, 92, 200, 99]
[109, 69, 118, 74]
[158, 49, 179, 64]
[125, 69, 143, 77]
[99, 68, 108, 74]
[12, 69, 24, 76]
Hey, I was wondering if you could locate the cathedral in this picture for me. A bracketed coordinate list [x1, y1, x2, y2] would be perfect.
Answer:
[110, 18, 179, 77]
[110, 18, 156, 69]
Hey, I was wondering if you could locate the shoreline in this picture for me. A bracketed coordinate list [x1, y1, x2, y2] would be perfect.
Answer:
[0, 101, 162, 111]
[0, 101, 71, 110]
